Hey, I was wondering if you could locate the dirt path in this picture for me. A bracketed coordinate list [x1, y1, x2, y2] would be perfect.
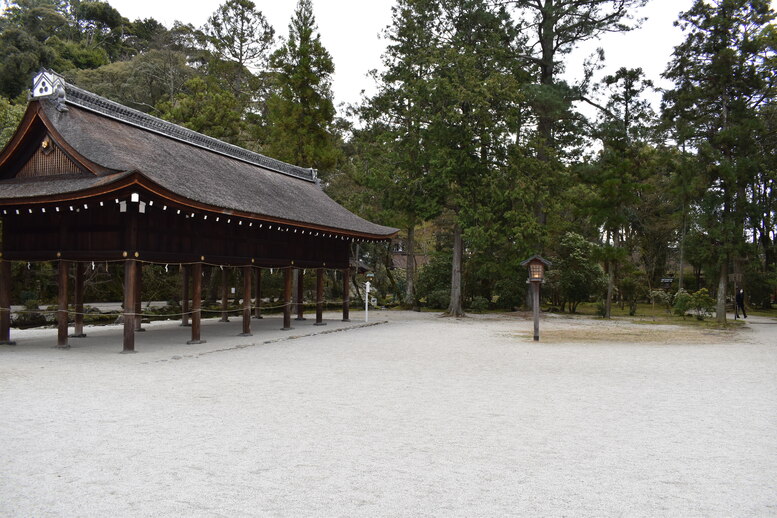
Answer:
[1, 311, 775, 517]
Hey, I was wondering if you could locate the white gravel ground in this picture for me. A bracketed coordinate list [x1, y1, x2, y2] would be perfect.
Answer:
[1, 311, 775, 517]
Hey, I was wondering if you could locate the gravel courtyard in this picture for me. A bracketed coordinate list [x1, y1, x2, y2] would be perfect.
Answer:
[1, 311, 775, 517]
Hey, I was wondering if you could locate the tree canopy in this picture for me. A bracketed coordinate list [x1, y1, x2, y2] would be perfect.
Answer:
[0, 0, 775, 318]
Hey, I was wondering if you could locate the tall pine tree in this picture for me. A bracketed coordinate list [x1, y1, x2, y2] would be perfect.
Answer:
[663, 0, 776, 322]
[358, 0, 446, 308]
[264, 0, 340, 176]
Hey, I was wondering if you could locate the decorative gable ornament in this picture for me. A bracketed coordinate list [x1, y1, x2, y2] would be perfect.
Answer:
[30, 69, 68, 111]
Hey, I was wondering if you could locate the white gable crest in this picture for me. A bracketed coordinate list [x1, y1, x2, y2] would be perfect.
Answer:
[30, 70, 66, 100]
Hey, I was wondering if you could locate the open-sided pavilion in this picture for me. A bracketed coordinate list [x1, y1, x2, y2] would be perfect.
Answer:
[0, 70, 396, 352]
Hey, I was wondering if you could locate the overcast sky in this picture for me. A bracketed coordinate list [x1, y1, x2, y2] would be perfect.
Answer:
[97, 0, 767, 112]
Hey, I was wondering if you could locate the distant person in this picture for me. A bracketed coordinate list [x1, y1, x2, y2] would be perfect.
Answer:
[735, 288, 747, 319]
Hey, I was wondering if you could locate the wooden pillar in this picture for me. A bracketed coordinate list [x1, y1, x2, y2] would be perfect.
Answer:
[0, 259, 15, 345]
[122, 259, 137, 353]
[181, 265, 191, 327]
[123, 204, 139, 352]
[315, 267, 326, 326]
[532, 281, 541, 341]
[56, 260, 70, 348]
[282, 267, 292, 330]
[134, 262, 144, 332]
[253, 268, 263, 319]
[187, 262, 205, 344]
[220, 267, 229, 322]
[70, 262, 86, 338]
[240, 266, 252, 336]
[295, 268, 305, 320]
[342, 267, 351, 322]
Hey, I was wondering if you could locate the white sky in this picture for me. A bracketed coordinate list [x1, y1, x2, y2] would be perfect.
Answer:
[74, 0, 777, 112]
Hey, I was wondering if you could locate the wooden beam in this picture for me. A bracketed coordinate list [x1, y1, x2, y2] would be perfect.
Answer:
[240, 266, 251, 336]
[0, 259, 16, 345]
[295, 268, 305, 321]
[187, 262, 205, 344]
[122, 259, 136, 353]
[181, 265, 191, 327]
[342, 268, 351, 322]
[56, 260, 69, 348]
[315, 268, 326, 326]
[253, 268, 263, 319]
[70, 262, 86, 337]
[282, 267, 292, 330]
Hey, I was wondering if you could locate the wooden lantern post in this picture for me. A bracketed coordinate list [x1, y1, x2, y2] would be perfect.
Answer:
[521, 255, 551, 342]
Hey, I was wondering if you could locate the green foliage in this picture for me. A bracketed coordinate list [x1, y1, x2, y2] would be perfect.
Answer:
[552, 232, 607, 313]
[47, 36, 109, 69]
[468, 296, 490, 313]
[689, 288, 715, 321]
[595, 299, 607, 318]
[745, 271, 776, 310]
[649, 290, 673, 314]
[156, 76, 243, 143]
[663, 0, 776, 321]
[264, 0, 340, 176]
[416, 250, 452, 308]
[0, 96, 26, 150]
[205, 0, 274, 69]
[73, 0, 126, 60]
[0, 27, 58, 97]
[427, 289, 451, 310]
[673, 289, 692, 318]
[0, 0, 774, 319]
[70, 49, 195, 111]
[620, 270, 647, 316]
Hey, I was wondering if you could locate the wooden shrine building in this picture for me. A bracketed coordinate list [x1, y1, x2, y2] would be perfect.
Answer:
[0, 70, 397, 352]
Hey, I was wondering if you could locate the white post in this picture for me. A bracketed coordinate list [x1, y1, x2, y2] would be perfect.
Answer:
[365, 281, 371, 323]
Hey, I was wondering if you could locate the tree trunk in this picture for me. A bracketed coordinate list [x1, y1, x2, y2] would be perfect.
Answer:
[604, 229, 614, 319]
[716, 258, 728, 323]
[678, 203, 687, 291]
[447, 223, 464, 317]
[352, 275, 363, 304]
[404, 225, 417, 308]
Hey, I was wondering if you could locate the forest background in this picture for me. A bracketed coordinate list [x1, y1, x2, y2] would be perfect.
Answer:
[0, 0, 774, 322]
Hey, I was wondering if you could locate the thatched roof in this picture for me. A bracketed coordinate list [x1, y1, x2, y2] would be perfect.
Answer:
[0, 71, 396, 240]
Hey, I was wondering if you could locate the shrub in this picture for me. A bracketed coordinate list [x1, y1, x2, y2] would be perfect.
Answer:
[14, 311, 47, 328]
[689, 288, 715, 321]
[596, 299, 607, 317]
[673, 289, 692, 318]
[620, 273, 647, 316]
[468, 296, 489, 313]
[649, 290, 672, 313]
[416, 252, 453, 306]
[554, 232, 607, 313]
[427, 289, 451, 310]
